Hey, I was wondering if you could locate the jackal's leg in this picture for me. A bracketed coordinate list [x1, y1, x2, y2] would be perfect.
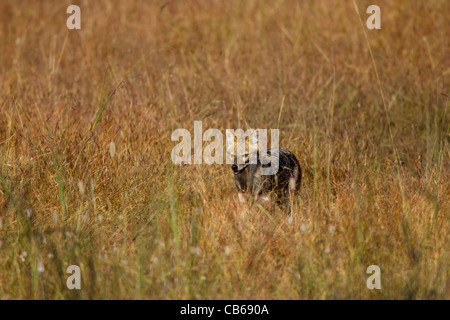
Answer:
[280, 188, 293, 214]
[281, 173, 299, 214]
[257, 195, 271, 206]
[238, 192, 246, 204]
[289, 172, 298, 192]
[258, 195, 270, 202]
[255, 194, 274, 211]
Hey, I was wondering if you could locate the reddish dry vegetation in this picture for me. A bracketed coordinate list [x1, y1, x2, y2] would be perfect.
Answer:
[0, 0, 448, 299]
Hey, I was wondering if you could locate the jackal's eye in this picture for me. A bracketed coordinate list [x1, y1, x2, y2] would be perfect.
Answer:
[237, 154, 249, 164]
[261, 162, 271, 168]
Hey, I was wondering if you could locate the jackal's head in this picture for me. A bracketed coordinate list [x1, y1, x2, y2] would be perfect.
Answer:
[226, 129, 260, 175]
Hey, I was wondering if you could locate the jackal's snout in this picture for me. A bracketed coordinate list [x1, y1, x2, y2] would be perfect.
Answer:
[231, 163, 249, 175]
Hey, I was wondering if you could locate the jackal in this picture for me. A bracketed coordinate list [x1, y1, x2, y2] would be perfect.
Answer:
[226, 130, 301, 208]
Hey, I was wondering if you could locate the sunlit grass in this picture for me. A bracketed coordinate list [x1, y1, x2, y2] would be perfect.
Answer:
[0, 0, 448, 299]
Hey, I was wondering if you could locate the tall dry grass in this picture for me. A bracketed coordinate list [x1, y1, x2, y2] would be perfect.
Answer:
[0, 0, 448, 299]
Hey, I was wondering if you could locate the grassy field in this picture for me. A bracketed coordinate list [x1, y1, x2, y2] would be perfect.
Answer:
[0, 0, 448, 299]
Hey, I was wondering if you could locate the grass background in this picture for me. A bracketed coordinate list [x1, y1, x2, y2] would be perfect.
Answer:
[0, 0, 448, 299]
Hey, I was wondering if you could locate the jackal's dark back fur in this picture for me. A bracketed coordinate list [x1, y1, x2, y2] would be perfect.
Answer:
[232, 149, 301, 205]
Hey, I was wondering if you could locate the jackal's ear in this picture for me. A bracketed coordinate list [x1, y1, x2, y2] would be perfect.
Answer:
[248, 129, 259, 154]
[225, 130, 237, 159]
